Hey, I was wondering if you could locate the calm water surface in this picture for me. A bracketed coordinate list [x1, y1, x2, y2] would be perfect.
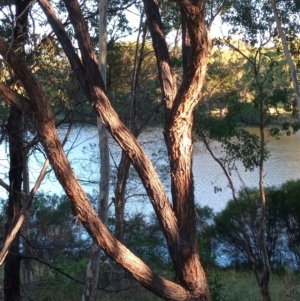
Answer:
[193, 127, 300, 211]
[0, 126, 299, 213]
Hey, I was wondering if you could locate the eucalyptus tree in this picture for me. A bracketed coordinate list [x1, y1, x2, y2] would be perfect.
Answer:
[204, 2, 296, 300]
[0, 0, 228, 299]
[2, 1, 32, 299]
[269, 0, 300, 111]
[222, 0, 300, 110]
[0, 2, 91, 299]
[82, 0, 109, 298]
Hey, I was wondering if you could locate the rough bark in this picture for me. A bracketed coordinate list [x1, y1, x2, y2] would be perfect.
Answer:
[143, 0, 177, 117]
[145, 0, 211, 296]
[37, 0, 180, 261]
[0, 39, 191, 301]
[1, 0, 213, 298]
[43, 0, 210, 298]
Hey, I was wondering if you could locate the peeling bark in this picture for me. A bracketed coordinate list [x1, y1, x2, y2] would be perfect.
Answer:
[0, 38, 191, 301]
[0, 0, 214, 298]
[144, 0, 211, 296]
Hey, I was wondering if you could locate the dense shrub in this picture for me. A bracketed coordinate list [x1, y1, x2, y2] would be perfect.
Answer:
[213, 187, 286, 268]
[212, 180, 300, 269]
[277, 179, 300, 268]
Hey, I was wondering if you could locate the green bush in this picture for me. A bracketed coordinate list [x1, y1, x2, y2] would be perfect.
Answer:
[212, 180, 300, 270]
[213, 187, 286, 268]
[277, 180, 300, 268]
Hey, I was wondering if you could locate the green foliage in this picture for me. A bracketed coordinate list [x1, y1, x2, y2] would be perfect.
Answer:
[196, 205, 217, 268]
[238, 102, 260, 124]
[159, 0, 181, 33]
[212, 180, 300, 269]
[29, 193, 89, 260]
[269, 121, 300, 138]
[277, 180, 300, 267]
[122, 213, 170, 269]
[213, 268, 300, 301]
[195, 98, 267, 172]
[22, 257, 86, 301]
[213, 187, 285, 267]
[107, 41, 161, 127]
[31, 39, 94, 124]
[208, 273, 227, 301]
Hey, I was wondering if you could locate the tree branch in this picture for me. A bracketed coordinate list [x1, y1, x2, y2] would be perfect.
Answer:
[143, 0, 177, 116]
[0, 30, 190, 301]
[0, 159, 49, 266]
[38, 0, 181, 260]
[0, 178, 10, 192]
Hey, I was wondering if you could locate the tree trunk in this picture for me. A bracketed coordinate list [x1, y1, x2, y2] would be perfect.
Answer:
[114, 152, 130, 241]
[270, 0, 300, 110]
[258, 94, 271, 301]
[4, 107, 23, 301]
[82, 0, 109, 299]
[4, 0, 31, 299]
[2, 0, 213, 298]
[144, 0, 211, 296]
[0, 76, 192, 300]
[22, 146, 33, 283]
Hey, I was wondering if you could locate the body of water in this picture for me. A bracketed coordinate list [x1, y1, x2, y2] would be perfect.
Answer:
[194, 127, 300, 211]
[0, 126, 299, 214]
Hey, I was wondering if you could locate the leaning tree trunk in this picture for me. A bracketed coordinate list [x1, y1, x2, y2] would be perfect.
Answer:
[82, 0, 109, 299]
[2, 0, 213, 298]
[270, 0, 300, 110]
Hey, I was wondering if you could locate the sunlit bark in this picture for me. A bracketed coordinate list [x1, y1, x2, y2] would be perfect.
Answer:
[1, 0, 213, 298]
[144, 0, 211, 296]
[0, 38, 191, 301]
[38, 0, 179, 261]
